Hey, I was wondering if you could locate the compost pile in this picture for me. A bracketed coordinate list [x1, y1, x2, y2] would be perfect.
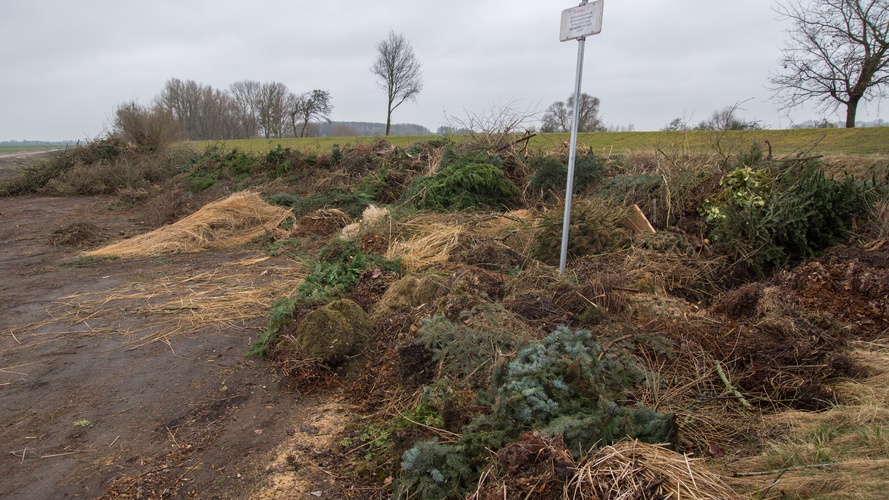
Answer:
[242, 139, 888, 499]
[9, 136, 886, 498]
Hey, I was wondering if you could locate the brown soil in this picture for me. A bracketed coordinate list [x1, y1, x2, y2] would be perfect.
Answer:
[0, 193, 340, 499]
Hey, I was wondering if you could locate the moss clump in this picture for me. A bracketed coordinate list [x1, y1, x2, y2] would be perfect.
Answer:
[287, 299, 373, 366]
[370, 275, 444, 323]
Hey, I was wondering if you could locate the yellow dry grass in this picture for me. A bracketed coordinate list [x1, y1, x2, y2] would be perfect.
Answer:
[387, 222, 463, 272]
[340, 204, 391, 241]
[569, 440, 741, 499]
[361, 204, 390, 227]
[385, 210, 539, 272]
[85, 191, 293, 258]
[722, 343, 889, 499]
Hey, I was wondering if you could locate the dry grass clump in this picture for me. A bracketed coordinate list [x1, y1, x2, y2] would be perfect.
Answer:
[341, 204, 391, 241]
[629, 325, 760, 455]
[386, 210, 537, 272]
[86, 191, 292, 258]
[724, 344, 889, 498]
[387, 222, 463, 272]
[568, 440, 740, 499]
[471, 209, 540, 257]
[622, 247, 727, 304]
[362, 204, 391, 227]
[869, 193, 889, 241]
[472, 435, 739, 499]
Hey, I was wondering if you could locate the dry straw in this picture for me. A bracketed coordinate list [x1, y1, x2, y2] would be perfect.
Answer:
[385, 211, 537, 273]
[85, 191, 292, 258]
[11, 261, 306, 349]
[362, 204, 390, 227]
[569, 440, 740, 499]
[340, 204, 390, 241]
[386, 222, 463, 272]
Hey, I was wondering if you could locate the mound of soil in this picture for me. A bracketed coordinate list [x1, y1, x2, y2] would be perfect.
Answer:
[292, 208, 351, 237]
[782, 245, 889, 338]
[48, 221, 103, 247]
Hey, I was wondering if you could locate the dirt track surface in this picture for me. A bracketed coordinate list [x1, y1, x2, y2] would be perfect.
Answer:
[0, 195, 337, 498]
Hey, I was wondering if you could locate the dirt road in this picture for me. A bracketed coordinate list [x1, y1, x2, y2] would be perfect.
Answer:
[0, 193, 342, 498]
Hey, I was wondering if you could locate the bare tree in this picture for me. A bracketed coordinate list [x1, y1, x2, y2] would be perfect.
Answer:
[230, 80, 262, 138]
[371, 31, 423, 136]
[197, 87, 241, 140]
[158, 79, 241, 140]
[694, 105, 761, 131]
[540, 93, 604, 133]
[770, 0, 889, 128]
[443, 99, 538, 149]
[255, 81, 290, 139]
[288, 89, 333, 138]
[113, 100, 182, 148]
[158, 78, 202, 140]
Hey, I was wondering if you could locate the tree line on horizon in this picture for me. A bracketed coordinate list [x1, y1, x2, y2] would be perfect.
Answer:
[112, 78, 435, 146]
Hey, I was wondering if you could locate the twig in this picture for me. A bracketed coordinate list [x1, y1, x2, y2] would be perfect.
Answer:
[109, 435, 120, 448]
[759, 469, 786, 498]
[310, 464, 346, 479]
[495, 131, 536, 152]
[714, 360, 751, 409]
[40, 449, 98, 458]
[166, 426, 182, 449]
[397, 413, 462, 440]
[174, 460, 203, 486]
[732, 463, 834, 477]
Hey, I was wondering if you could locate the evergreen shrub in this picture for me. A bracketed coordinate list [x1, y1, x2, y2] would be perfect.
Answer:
[706, 158, 874, 272]
[297, 239, 400, 304]
[528, 152, 606, 197]
[396, 439, 473, 500]
[531, 197, 632, 265]
[268, 190, 375, 218]
[409, 151, 518, 211]
[396, 326, 675, 499]
[415, 314, 521, 389]
[487, 326, 673, 453]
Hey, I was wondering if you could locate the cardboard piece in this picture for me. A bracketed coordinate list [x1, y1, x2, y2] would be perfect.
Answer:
[623, 204, 656, 234]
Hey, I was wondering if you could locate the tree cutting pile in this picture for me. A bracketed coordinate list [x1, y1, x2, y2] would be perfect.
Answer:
[3, 130, 889, 499]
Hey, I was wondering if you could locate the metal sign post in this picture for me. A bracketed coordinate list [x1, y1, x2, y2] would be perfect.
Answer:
[558, 0, 603, 275]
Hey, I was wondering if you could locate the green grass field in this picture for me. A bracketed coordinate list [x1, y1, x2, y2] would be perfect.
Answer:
[189, 127, 889, 157]
[0, 144, 61, 155]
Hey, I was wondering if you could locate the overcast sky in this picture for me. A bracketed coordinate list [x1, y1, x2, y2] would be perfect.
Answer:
[1, 0, 885, 141]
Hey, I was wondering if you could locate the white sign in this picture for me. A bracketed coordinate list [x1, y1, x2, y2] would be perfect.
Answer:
[559, 0, 604, 42]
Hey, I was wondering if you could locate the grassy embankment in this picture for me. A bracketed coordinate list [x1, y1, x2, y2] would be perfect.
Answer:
[0, 144, 63, 155]
[189, 127, 889, 156]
